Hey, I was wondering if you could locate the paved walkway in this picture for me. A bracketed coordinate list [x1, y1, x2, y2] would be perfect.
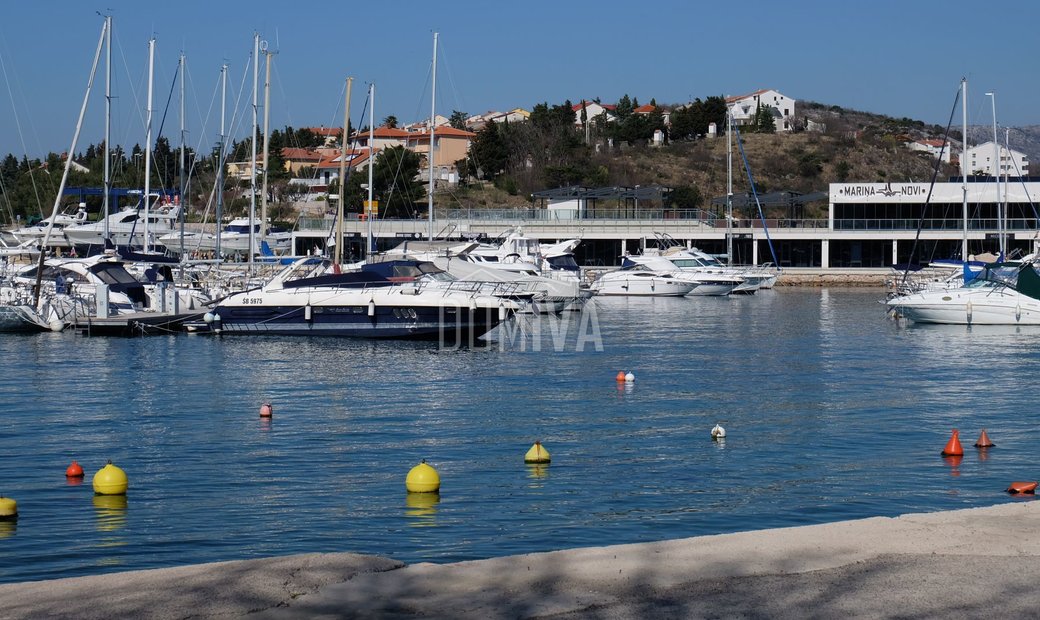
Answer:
[3, 501, 1040, 619]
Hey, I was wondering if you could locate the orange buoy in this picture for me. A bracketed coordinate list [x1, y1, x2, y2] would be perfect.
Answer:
[941, 429, 963, 456]
[65, 460, 84, 478]
[259, 402, 273, 418]
[615, 371, 626, 382]
[1007, 481, 1038, 494]
[974, 429, 995, 448]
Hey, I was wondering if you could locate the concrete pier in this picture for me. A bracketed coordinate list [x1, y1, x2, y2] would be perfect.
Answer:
[2, 501, 1039, 619]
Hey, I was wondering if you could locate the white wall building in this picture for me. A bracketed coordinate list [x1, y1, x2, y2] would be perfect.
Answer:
[965, 141, 1029, 177]
[726, 89, 795, 132]
[906, 139, 953, 164]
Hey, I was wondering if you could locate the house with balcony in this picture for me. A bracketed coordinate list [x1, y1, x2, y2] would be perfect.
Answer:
[726, 89, 795, 132]
[965, 141, 1029, 177]
[405, 126, 476, 187]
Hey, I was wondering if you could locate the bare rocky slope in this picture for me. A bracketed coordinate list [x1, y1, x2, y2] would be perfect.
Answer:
[441, 104, 977, 219]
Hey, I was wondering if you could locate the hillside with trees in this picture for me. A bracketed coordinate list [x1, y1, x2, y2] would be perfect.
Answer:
[2, 95, 1025, 228]
[443, 98, 959, 221]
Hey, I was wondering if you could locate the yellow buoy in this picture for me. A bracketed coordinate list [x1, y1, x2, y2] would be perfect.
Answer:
[405, 460, 440, 493]
[92, 460, 128, 496]
[0, 496, 17, 520]
[524, 441, 551, 464]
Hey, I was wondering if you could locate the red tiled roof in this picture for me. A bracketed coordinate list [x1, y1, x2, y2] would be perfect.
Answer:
[281, 147, 322, 161]
[407, 126, 476, 141]
[725, 89, 772, 103]
[633, 104, 656, 114]
[315, 149, 375, 169]
[304, 127, 343, 137]
[572, 101, 618, 112]
[352, 126, 411, 140]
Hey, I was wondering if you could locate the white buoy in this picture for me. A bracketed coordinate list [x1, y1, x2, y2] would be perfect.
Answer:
[624, 372, 635, 382]
[711, 424, 726, 440]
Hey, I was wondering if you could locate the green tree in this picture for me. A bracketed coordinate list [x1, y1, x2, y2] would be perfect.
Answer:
[669, 185, 703, 209]
[371, 145, 425, 218]
[615, 94, 634, 119]
[753, 103, 776, 133]
[468, 120, 508, 180]
[382, 115, 398, 129]
[449, 110, 468, 130]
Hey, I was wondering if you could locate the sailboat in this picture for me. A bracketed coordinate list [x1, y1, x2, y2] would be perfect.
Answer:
[885, 84, 1040, 324]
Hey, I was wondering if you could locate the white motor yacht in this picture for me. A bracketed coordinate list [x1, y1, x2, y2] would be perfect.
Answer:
[887, 260, 1040, 325]
[590, 265, 698, 296]
[63, 195, 181, 254]
[6, 204, 89, 249]
[157, 217, 291, 257]
[621, 253, 743, 296]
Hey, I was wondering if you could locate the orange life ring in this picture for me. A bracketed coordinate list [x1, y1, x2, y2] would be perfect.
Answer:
[1006, 481, 1038, 494]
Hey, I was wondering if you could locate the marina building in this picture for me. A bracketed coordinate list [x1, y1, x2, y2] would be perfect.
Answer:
[291, 179, 1040, 269]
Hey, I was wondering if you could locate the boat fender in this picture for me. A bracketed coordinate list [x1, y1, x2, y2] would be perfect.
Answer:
[1007, 481, 1038, 494]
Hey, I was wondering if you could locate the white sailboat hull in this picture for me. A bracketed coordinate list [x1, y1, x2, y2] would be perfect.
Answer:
[888, 288, 1040, 325]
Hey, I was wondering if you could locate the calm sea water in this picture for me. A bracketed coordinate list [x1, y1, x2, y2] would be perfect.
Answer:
[1, 288, 1037, 584]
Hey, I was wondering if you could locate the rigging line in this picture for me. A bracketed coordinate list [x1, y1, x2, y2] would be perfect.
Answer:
[733, 124, 778, 268]
[899, 86, 960, 289]
[0, 42, 47, 218]
[1002, 136, 1039, 233]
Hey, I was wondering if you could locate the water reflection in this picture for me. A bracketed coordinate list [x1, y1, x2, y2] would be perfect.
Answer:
[526, 463, 549, 483]
[0, 519, 15, 539]
[404, 492, 439, 526]
[942, 455, 963, 476]
[93, 494, 127, 532]
[260, 417, 272, 432]
[66, 476, 84, 487]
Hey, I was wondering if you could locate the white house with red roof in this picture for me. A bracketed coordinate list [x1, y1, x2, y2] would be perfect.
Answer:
[726, 89, 795, 132]
[906, 138, 953, 164]
[573, 100, 617, 126]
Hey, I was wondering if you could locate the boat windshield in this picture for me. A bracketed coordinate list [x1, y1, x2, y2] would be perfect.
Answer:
[91, 263, 141, 285]
[966, 264, 1022, 289]
[669, 258, 709, 268]
[546, 255, 579, 271]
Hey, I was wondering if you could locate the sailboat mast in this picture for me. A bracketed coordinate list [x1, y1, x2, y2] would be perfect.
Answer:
[987, 92, 1003, 257]
[336, 76, 352, 265]
[726, 110, 733, 266]
[103, 15, 112, 242]
[367, 83, 375, 258]
[216, 64, 226, 260]
[260, 47, 273, 252]
[249, 33, 259, 267]
[427, 32, 438, 242]
[144, 37, 155, 253]
[178, 52, 186, 258]
[960, 78, 968, 262]
[33, 19, 106, 307]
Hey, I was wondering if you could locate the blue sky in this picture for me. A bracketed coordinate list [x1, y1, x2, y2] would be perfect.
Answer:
[0, 0, 1035, 158]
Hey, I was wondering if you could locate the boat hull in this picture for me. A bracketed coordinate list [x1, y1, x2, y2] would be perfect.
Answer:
[888, 289, 1040, 325]
[0, 304, 52, 332]
[209, 303, 506, 343]
[591, 277, 696, 296]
